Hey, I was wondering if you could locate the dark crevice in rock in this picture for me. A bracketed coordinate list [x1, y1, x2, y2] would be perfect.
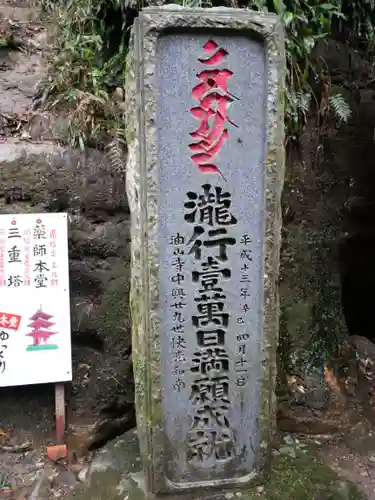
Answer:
[338, 83, 375, 345]
[81, 207, 130, 220]
[98, 3, 138, 73]
[340, 225, 375, 341]
[4, 187, 32, 203]
[87, 411, 136, 451]
[84, 214, 107, 224]
[100, 393, 133, 420]
[69, 241, 122, 259]
[46, 194, 71, 212]
[72, 329, 104, 352]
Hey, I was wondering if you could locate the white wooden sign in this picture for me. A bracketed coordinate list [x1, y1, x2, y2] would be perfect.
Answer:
[0, 213, 71, 387]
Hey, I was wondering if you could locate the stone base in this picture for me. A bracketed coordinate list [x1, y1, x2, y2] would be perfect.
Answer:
[14, 427, 365, 500]
[67, 430, 365, 500]
[71, 431, 249, 500]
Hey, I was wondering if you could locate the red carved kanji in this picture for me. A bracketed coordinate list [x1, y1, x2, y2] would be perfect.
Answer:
[189, 40, 238, 178]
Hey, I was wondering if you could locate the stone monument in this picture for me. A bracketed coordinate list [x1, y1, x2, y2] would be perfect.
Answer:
[125, 6, 285, 496]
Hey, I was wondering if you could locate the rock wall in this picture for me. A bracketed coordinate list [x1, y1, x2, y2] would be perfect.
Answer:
[279, 38, 375, 396]
[0, 1, 134, 449]
[280, 115, 348, 375]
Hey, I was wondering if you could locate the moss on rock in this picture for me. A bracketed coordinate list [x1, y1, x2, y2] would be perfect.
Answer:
[246, 448, 365, 500]
[95, 266, 131, 339]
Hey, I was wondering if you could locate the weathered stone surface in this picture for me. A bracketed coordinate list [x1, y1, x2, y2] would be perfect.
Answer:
[0, 0, 47, 122]
[0, 5, 41, 23]
[278, 38, 372, 397]
[0, 50, 45, 116]
[125, 6, 284, 494]
[279, 121, 348, 367]
[0, 139, 133, 443]
[26, 110, 70, 142]
[71, 432, 243, 500]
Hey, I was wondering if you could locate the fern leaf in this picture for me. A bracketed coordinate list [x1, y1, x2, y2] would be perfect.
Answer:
[328, 94, 351, 123]
[296, 91, 312, 114]
[182, 0, 212, 6]
[105, 131, 127, 172]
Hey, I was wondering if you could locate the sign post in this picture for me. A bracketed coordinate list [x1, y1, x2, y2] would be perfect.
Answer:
[0, 213, 71, 444]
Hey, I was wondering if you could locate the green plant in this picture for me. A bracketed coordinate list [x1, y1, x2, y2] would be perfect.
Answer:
[328, 93, 352, 122]
[45, 0, 375, 150]
[247, 0, 352, 141]
[182, 0, 355, 139]
[43, 0, 127, 165]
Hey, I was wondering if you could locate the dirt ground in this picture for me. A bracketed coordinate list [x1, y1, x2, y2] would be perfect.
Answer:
[321, 439, 375, 499]
[0, 384, 79, 498]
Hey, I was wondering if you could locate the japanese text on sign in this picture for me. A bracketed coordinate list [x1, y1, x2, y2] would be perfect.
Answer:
[0, 213, 71, 387]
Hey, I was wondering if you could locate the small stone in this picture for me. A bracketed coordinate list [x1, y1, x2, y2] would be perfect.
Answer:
[20, 131, 31, 140]
[113, 88, 124, 102]
[224, 494, 234, 499]
[53, 469, 77, 488]
[256, 486, 265, 493]
[78, 467, 88, 482]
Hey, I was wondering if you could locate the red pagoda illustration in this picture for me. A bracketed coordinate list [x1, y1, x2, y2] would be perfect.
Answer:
[26, 306, 58, 352]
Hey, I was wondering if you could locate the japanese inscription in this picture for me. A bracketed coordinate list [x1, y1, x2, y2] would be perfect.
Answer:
[126, 3, 286, 494]
[0, 330, 9, 374]
[4, 218, 61, 290]
[157, 31, 268, 485]
[117, 4, 291, 498]
[185, 184, 237, 463]
[0, 313, 21, 374]
[169, 233, 187, 390]
[236, 234, 253, 388]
